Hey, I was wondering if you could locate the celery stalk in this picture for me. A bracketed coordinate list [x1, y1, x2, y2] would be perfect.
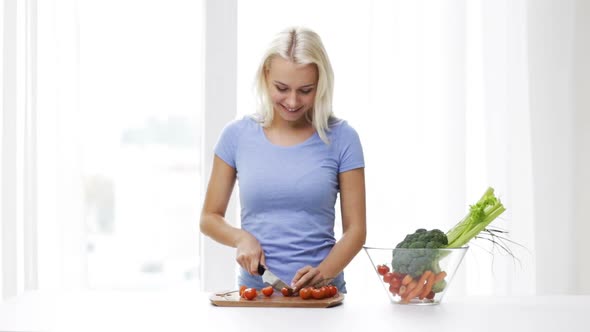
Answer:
[446, 187, 506, 248]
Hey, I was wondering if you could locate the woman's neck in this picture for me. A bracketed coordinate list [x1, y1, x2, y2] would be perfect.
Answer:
[271, 113, 312, 130]
[264, 117, 316, 146]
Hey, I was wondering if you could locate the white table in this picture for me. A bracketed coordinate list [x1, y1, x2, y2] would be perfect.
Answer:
[0, 289, 587, 332]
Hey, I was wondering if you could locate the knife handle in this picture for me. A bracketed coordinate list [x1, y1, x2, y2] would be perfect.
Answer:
[257, 264, 265, 275]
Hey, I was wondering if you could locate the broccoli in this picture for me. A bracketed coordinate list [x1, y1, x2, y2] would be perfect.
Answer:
[395, 228, 448, 249]
[391, 228, 449, 278]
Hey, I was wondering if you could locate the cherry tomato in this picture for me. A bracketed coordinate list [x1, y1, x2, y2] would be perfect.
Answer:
[299, 287, 312, 300]
[377, 264, 390, 276]
[327, 285, 338, 297]
[383, 272, 394, 283]
[392, 272, 404, 280]
[389, 278, 402, 288]
[239, 285, 247, 297]
[243, 288, 257, 300]
[261, 286, 274, 297]
[312, 287, 326, 299]
[389, 284, 400, 295]
[281, 287, 293, 297]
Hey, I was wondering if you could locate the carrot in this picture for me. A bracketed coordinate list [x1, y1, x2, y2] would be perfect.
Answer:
[434, 271, 447, 283]
[398, 285, 406, 296]
[402, 271, 430, 302]
[402, 282, 425, 303]
[417, 270, 432, 286]
[401, 274, 413, 286]
[419, 273, 436, 299]
[400, 280, 417, 296]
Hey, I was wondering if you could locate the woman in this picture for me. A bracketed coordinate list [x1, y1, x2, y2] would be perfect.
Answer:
[200, 27, 366, 293]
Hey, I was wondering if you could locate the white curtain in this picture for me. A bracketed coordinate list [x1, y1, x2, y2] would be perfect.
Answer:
[1, 0, 86, 300]
[35, 0, 87, 292]
[1, 0, 77, 300]
[234, 0, 589, 296]
[335, 0, 537, 296]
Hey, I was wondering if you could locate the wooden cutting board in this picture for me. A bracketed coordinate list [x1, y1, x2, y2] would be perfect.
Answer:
[209, 290, 345, 308]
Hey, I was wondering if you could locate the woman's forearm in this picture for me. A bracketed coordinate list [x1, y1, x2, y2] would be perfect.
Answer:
[200, 212, 245, 248]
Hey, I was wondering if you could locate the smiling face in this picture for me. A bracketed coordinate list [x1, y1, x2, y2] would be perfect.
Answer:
[265, 56, 319, 127]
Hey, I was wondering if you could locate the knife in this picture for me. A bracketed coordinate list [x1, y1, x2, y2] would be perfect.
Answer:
[258, 264, 293, 293]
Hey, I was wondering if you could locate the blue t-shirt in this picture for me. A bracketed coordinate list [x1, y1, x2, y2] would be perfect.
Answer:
[214, 115, 365, 283]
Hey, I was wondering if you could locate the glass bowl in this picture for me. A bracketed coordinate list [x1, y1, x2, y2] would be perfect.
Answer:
[363, 246, 468, 305]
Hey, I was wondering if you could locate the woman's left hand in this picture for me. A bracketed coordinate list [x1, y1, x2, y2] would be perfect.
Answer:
[291, 265, 327, 291]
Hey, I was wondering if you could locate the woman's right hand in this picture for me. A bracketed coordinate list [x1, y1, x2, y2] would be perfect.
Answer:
[235, 231, 265, 275]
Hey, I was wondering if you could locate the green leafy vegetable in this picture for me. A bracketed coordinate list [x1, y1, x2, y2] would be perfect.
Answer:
[391, 229, 448, 278]
[391, 247, 446, 278]
[395, 228, 448, 249]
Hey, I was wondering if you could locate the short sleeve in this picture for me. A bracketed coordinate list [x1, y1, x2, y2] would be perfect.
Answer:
[214, 120, 241, 168]
[337, 122, 365, 173]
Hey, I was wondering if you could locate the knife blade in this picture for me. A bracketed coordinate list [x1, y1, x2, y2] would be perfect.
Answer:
[258, 264, 293, 293]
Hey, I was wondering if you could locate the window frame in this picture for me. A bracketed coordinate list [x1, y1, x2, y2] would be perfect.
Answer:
[200, 0, 239, 292]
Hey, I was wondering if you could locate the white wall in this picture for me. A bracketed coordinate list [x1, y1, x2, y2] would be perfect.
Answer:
[527, 0, 584, 294]
[573, 0, 590, 294]
[200, 0, 238, 292]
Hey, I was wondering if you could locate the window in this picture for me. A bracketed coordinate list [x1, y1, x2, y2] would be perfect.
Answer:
[34, 0, 204, 290]
[77, 0, 204, 289]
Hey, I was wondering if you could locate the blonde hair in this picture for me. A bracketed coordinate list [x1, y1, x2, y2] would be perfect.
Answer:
[254, 27, 335, 144]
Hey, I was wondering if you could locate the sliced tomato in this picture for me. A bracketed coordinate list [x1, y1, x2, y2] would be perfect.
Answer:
[239, 285, 247, 297]
[261, 286, 274, 297]
[281, 287, 293, 297]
